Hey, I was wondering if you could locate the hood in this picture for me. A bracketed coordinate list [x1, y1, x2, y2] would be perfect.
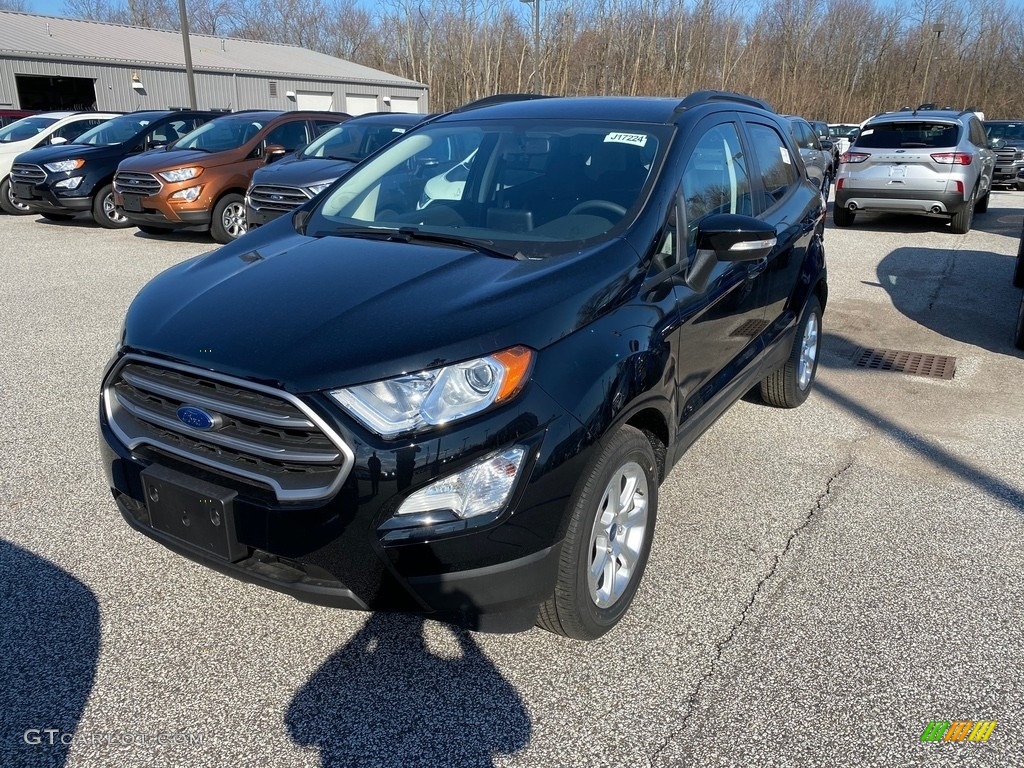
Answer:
[13, 142, 124, 165]
[250, 155, 356, 189]
[123, 219, 641, 393]
[118, 147, 233, 172]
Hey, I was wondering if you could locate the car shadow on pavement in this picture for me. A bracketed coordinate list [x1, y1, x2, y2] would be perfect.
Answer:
[0, 539, 100, 767]
[815, 333, 1024, 509]
[873, 247, 1023, 355]
[286, 611, 531, 768]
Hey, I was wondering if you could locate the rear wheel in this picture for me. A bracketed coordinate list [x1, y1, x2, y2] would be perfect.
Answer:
[92, 183, 131, 228]
[0, 177, 32, 215]
[950, 188, 975, 234]
[760, 294, 822, 408]
[537, 425, 658, 640]
[975, 189, 990, 213]
[210, 193, 247, 244]
[832, 205, 855, 227]
[1015, 292, 1024, 351]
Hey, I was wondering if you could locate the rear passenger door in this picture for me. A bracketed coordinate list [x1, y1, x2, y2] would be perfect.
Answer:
[743, 118, 819, 331]
[671, 118, 770, 425]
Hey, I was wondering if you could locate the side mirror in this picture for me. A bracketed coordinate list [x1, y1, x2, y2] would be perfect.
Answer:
[292, 206, 311, 235]
[685, 214, 776, 293]
[819, 139, 834, 152]
[50, 135, 68, 146]
[264, 144, 288, 165]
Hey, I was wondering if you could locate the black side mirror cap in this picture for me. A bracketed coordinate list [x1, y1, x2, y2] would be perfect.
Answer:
[695, 214, 777, 262]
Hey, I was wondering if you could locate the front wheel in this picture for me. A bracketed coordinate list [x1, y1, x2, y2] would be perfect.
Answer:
[210, 193, 247, 244]
[92, 184, 131, 228]
[760, 294, 822, 408]
[0, 177, 32, 215]
[537, 425, 658, 641]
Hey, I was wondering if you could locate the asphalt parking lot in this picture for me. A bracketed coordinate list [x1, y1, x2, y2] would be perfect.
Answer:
[1, 197, 1022, 768]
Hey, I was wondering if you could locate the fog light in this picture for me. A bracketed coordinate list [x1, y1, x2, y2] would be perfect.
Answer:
[380, 447, 527, 540]
[170, 185, 202, 202]
[54, 176, 83, 190]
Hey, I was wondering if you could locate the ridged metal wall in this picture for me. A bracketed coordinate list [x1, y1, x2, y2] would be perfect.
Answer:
[0, 57, 428, 113]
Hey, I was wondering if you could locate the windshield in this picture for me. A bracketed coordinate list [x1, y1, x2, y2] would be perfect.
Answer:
[855, 121, 959, 149]
[829, 124, 860, 139]
[174, 117, 265, 152]
[0, 116, 59, 143]
[74, 114, 157, 146]
[303, 122, 410, 160]
[310, 120, 666, 257]
[986, 123, 1024, 145]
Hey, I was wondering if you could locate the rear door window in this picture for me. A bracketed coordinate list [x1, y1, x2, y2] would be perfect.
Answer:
[746, 122, 799, 209]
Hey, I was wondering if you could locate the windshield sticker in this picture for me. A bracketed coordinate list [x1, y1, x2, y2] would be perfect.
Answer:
[604, 132, 648, 147]
[780, 146, 791, 164]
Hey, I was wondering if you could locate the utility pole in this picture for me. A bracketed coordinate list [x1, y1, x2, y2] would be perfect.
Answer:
[520, 0, 541, 90]
[177, 0, 198, 109]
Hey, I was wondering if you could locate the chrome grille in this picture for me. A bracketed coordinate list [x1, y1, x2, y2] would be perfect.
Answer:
[247, 184, 311, 213]
[11, 163, 45, 183]
[104, 356, 353, 502]
[114, 171, 162, 196]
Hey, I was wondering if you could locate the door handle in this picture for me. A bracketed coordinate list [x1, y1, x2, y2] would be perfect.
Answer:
[747, 257, 768, 278]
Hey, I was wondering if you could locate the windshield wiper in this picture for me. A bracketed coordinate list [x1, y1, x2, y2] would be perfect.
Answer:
[393, 227, 526, 260]
[326, 224, 526, 260]
[324, 154, 362, 162]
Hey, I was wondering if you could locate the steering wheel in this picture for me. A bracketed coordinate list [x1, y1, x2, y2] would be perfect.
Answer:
[568, 200, 627, 218]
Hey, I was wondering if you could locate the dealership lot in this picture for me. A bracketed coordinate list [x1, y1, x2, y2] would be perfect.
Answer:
[1, 199, 1022, 766]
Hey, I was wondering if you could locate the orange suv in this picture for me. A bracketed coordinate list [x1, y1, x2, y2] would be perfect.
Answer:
[113, 110, 348, 242]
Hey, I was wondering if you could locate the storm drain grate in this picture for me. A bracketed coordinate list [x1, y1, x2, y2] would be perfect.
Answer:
[854, 348, 957, 380]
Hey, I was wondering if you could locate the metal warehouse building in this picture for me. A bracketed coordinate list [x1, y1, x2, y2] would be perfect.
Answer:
[0, 11, 428, 115]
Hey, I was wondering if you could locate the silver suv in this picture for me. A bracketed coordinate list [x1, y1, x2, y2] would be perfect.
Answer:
[834, 108, 994, 234]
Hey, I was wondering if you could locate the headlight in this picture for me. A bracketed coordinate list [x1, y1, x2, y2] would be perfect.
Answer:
[331, 346, 533, 437]
[54, 176, 84, 190]
[44, 159, 85, 172]
[306, 181, 335, 196]
[159, 167, 202, 182]
[169, 185, 202, 202]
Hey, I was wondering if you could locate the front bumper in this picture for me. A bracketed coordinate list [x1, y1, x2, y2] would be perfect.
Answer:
[17, 184, 93, 213]
[98, 359, 589, 626]
[244, 203, 287, 228]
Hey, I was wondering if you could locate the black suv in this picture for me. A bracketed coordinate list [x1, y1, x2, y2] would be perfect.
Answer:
[246, 112, 430, 228]
[11, 110, 219, 227]
[99, 92, 827, 640]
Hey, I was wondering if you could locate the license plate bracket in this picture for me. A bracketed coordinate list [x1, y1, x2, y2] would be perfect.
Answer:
[13, 182, 33, 199]
[141, 465, 245, 562]
[122, 194, 144, 213]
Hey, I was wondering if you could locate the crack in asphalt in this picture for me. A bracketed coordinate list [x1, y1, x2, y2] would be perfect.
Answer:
[650, 457, 856, 766]
[926, 247, 959, 311]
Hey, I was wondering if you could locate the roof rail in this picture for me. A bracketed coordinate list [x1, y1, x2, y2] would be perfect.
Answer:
[451, 93, 552, 113]
[675, 90, 773, 114]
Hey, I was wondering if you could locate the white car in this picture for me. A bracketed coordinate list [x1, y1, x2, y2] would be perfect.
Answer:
[0, 111, 120, 214]
[827, 123, 860, 157]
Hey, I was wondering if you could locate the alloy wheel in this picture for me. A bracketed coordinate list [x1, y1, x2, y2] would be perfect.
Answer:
[587, 461, 649, 608]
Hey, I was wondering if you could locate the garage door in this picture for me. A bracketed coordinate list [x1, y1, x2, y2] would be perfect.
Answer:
[296, 91, 334, 111]
[388, 97, 420, 114]
[346, 95, 379, 115]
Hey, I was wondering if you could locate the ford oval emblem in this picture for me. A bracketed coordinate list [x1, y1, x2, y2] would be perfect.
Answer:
[176, 405, 217, 431]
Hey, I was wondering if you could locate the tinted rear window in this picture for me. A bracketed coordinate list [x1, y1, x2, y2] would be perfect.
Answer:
[856, 121, 960, 149]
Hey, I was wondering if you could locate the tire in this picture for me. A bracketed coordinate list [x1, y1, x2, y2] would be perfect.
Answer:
[1017, 179, 1024, 192]
[138, 225, 171, 235]
[0, 176, 32, 215]
[536, 425, 658, 640]
[760, 294, 822, 408]
[1014, 225, 1024, 288]
[975, 189, 989, 213]
[210, 193, 247, 244]
[950, 188, 975, 234]
[92, 183, 131, 228]
[1015, 292, 1024, 351]
[832, 205, 855, 228]
[40, 212, 74, 221]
